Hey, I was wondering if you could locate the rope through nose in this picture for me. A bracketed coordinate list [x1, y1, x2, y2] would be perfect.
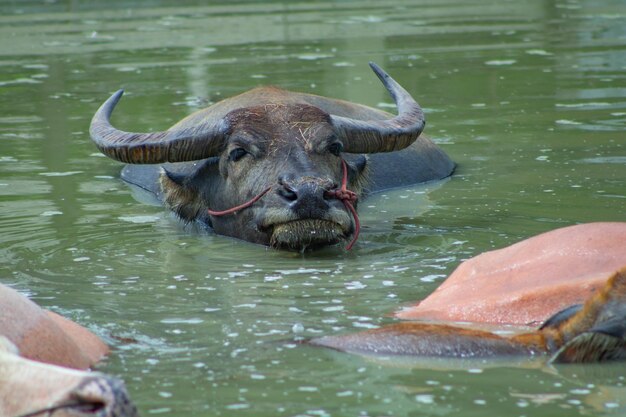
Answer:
[324, 159, 360, 250]
[207, 160, 360, 250]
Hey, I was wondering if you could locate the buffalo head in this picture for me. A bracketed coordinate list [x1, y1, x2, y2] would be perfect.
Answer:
[90, 63, 427, 250]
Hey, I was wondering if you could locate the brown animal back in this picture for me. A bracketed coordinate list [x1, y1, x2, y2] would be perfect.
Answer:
[311, 322, 539, 357]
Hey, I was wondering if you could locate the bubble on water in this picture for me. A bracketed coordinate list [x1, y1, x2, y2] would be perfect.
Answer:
[415, 394, 435, 404]
[264, 275, 282, 282]
[387, 265, 409, 273]
[348, 15, 384, 23]
[148, 408, 171, 414]
[345, 281, 366, 290]
[23, 63, 49, 70]
[235, 303, 257, 309]
[485, 59, 517, 66]
[420, 274, 444, 283]
[347, 315, 371, 321]
[306, 410, 331, 417]
[353, 322, 378, 329]
[333, 61, 355, 67]
[292, 323, 304, 333]
[160, 318, 204, 324]
[228, 271, 249, 278]
[118, 215, 160, 224]
[0, 78, 42, 86]
[577, 156, 626, 164]
[230, 348, 247, 358]
[555, 119, 582, 125]
[276, 268, 330, 275]
[41, 211, 62, 216]
[569, 388, 591, 395]
[226, 403, 250, 410]
[556, 102, 609, 108]
[526, 49, 553, 56]
[39, 171, 83, 177]
[296, 53, 333, 61]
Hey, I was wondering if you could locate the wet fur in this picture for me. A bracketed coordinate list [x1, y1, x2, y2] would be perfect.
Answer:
[158, 103, 371, 249]
[160, 169, 206, 223]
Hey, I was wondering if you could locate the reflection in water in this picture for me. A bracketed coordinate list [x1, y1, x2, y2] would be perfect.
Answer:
[0, 0, 625, 416]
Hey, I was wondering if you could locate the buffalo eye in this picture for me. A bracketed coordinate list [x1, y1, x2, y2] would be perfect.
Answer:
[327, 142, 344, 156]
[228, 148, 248, 162]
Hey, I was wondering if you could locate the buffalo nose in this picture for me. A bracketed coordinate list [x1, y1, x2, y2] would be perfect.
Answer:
[70, 375, 138, 417]
[277, 176, 334, 217]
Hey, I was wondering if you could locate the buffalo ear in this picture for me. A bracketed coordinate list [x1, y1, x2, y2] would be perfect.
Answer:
[344, 154, 369, 195]
[159, 168, 205, 222]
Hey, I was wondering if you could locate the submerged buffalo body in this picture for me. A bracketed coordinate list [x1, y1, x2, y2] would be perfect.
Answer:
[90, 63, 454, 250]
[0, 338, 137, 417]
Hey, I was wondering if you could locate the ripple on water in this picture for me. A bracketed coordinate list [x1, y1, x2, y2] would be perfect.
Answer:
[576, 156, 626, 164]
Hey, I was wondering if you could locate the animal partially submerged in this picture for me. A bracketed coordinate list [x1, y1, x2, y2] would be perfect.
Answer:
[90, 63, 454, 250]
[312, 267, 626, 364]
[0, 337, 137, 417]
[0, 282, 136, 417]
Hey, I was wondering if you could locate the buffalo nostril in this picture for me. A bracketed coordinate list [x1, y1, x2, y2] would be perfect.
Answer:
[278, 184, 298, 202]
[323, 183, 339, 199]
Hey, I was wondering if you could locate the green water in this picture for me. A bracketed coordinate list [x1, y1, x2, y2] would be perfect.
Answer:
[1, 0, 625, 416]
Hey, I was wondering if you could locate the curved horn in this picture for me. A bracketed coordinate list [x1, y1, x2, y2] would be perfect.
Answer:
[332, 62, 425, 154]
[89, 90, 227, 164]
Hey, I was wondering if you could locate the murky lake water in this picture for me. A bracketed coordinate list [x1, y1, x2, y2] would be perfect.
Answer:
[1, 0, 625, 415]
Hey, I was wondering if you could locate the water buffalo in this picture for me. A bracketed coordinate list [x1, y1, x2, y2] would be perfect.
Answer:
[0, 282, 108, 370]
[90, 63, 454, 250]
[0, 337, 137, 417]
[0, 282, 136, 416]
[312, 266, 626, 363]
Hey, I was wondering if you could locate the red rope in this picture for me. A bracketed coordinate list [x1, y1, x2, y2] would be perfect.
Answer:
[324, 159, 360, 250]
[207, 160, 360, 250]
[207, 187, 272, 216]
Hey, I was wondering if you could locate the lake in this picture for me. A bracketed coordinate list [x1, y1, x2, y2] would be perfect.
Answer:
[0, 0, 625, 416]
